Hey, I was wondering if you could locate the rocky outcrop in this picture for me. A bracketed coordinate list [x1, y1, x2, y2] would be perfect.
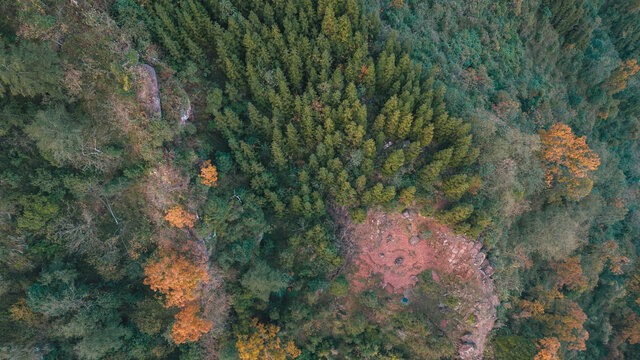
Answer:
[136, 64, 161, 117]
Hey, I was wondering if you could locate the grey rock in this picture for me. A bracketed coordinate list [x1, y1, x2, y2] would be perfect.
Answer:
[137, 64, 161, 117]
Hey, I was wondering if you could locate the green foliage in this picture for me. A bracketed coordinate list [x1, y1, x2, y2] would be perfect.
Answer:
[328, 275, 350, 296]
[441, 174, 470, 201]
[3, 0, 640, 359]
[240, 261, 289, 302]
[17, 195, 59, 233]
[0, 39, 62, 98]
[492, 334, 537, 360]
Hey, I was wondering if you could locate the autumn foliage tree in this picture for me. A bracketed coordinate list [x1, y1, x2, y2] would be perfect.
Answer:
[144, 253, 212, 344]
[551, 256, 587, 291]
[539, 123, 600, 198]
[542, 300, 589, 351]
[143, 254, 209, 308]
[600, 240, 630, 275]
[199, 160, 218, 187]
[164, 205, 196, 228]
[236, 318, 301, 360]
[171, 303, 212, 344]
[605, 59, 640, 95]
[534, 337, 561, 360]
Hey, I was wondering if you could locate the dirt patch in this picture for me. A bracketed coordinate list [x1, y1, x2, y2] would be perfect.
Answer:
[341, 207, 498, 360]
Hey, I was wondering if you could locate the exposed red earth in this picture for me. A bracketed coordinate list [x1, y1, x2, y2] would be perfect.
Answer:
[342, 207, 499, 360]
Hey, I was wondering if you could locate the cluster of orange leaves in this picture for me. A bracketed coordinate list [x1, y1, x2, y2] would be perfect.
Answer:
[164, 205, 196, 228]
[618, 312, 640, 345]
[518, 299, 545, 319]
[143, 254, 209, 307]
[534, 337, 561, 360]
[171, 303, 213, 344]
[544, 300, 589, 351]
[144, 254, 212, 344]
[236, 318, 301, 360]
[199, 160, 218, 187]
[519, 288, 589, 351]
[539, 123, 600, 194]
[551, 256, 587, 291]
[606, 59, 640, 95]
[600, 240, 630, 275]
[389, 0, 404, 9]
[626, 265, 640, 307]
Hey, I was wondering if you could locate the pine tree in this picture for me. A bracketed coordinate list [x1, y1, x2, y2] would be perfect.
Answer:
[418, 160, 444, 188]
[382, 149, 405, 175]
[442, 174, 470, 201]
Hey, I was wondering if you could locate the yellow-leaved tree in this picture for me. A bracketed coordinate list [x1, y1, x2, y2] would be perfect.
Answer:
[539, 123, 599, 199]
[236, 318, 301, 360]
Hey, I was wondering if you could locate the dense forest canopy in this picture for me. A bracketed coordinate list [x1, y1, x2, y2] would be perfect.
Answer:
[1, 0, 640, 359]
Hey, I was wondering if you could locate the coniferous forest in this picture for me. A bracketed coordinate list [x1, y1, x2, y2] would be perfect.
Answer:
[2, 0, 640, 359]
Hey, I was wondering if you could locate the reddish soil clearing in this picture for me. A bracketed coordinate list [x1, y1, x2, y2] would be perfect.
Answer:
[350, 208, 480, 293]
[342, 207, 498, 360]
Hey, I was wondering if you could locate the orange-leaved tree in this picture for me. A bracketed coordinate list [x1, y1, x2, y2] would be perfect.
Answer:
[542, 300, 589, 351]
[236, 318, 301, 360]
[605, 59, 640, 95]
[171, 303, 213, 344]
[143, 253, 209, 308]
[199, 160, 218, 187]
[539, 123, 600, 198]
[551, 256, 587, 291]
[600, 240, 630, 275]
[164, 205, 196, 228]
[534, 337, 561, 360]
[518, 299, 545, 319]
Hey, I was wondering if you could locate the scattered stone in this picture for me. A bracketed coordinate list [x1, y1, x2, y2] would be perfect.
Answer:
[180, 97, 192, 126]
[343, 207, 497, 360]
[459, 343, 477, 359]
[484, 266, 495, 276]
[461, 332, 474, 343]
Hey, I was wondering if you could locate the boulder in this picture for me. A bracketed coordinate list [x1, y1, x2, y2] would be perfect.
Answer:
[137, 64, 161, 117]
